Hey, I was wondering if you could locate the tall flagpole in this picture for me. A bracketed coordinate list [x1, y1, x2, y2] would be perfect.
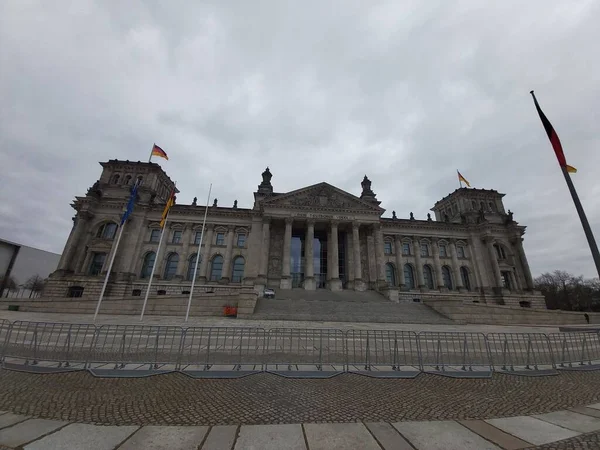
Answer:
[94, 223, 126, 322]
[139, 216, 169, 321]
[148, 144, 154, 163]
[560, 166, 600, 278]
[457, 170, 463, 188]
[185, 184, 212, 322]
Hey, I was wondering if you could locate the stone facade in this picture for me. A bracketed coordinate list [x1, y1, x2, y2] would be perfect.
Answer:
[46, 159, 545, 308]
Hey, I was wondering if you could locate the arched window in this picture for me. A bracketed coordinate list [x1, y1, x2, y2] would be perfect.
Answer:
[442, 266, 453, 289]
[96, 222, 117, 240]
[471, 200, 477, 210]
[494, 244, 506, 260]
[210, 255, 223, 281]
[141, 252, 156, 278]
[163, 253, 179, 280]
[404, 264, 415, 289]
[124, 175, 132, 185]
[231, 256, 245, 283]
[423, 265, 434, 289]
[187, 254, 200, 281]
[479, 201, 485, 211]
[385, 263, 396, 287]
[461, 266, 471, 291]
[137, 176, 143, 186]
[489, 201, 496, 212]
[111, 174, 120, 184]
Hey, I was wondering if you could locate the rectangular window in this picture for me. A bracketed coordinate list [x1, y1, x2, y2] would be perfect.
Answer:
[172, 230, 182, 244]
[194, 231, 203, 245]
[384, 242, 392, 255]
[439, 245, 447, 257]
[402, 243, 411, 255]
[88, 252, 106, 276]
[237, 234, 246, 248]
[420, 244, 429, 257]
[150, 229, 161, 243]
[457, 246, 466, 258]
[216, 232, 225, 245]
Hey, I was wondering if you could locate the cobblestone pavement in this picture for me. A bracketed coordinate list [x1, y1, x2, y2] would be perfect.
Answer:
[528, 431, 600, 449]
[1, 369, 600, 426]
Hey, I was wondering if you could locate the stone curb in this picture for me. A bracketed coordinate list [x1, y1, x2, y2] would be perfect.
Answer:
[1, 404, 599, 449]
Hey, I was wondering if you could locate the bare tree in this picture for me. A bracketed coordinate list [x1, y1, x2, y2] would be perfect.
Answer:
[535, 271, 600, 311]
[23, 275, 45, 298]
[0, 275, 18, 297]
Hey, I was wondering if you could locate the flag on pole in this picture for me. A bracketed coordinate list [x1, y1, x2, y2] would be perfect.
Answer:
[151, 144, 168, 160]
[530, 91, 576, 173]
[457, 171, 471, 187]
[120, 181, 139, 225]
[160, 190, 175, 228]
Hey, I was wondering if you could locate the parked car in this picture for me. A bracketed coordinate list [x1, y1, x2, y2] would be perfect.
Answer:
[263, 288, 275, 299]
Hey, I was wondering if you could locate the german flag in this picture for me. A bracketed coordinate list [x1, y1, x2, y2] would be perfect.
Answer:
[151, 144, 168, 160]
[457, 170, 471, 187]
[160, 190, 175, 228]
[530, 91, 576, 173]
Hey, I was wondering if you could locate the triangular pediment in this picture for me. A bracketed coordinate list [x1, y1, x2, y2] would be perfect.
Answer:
[262, 182, 384, 213]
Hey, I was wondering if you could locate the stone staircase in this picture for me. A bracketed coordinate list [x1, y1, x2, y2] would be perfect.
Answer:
[252, 289, 454, 324]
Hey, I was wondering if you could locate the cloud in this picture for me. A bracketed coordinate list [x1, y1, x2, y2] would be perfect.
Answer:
[1, 0, 599, 277]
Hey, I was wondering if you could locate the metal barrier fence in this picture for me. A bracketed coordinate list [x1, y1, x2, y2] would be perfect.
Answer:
[265, 328, 346, 378]
[2, 321, 96, 373]
[487, 333, 557, 376]
[179, 327, 266, 378]
[347, 330, 420, 378]
[0, 319, 12, 360]
[0, 319, 599, 379]
[548, 332, 600, 371]
[89, 325, 184, 377]
[418, 332, 492, 378]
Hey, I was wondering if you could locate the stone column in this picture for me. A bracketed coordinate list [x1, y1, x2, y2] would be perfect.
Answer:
[303, 220, 316, 290]
[258, 218, 271, 278]
[220, 225, 235, 283]
[394, 235, 405, 288]
[57, 211, 90, 272]
[514, 237, 534, 290]
[352, 222, 366, 291]
[366, 229, 377, 288]
[484, 237, 503, 288]
[449, 239, 464, 291]
[280, 218, 293, 289]
[468, 234, 486, 291]
[374, 224, 387, 287]
[199, 224, 214, 282]
[412, 236, 425, 288]
[510, 270, 520, 291]
[432, 238, 445, 289]
[328, 220, 342, 291]
[81, 250, 94, 275]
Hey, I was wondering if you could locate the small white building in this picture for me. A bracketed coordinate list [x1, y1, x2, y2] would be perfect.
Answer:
[0, 238, 61, 298]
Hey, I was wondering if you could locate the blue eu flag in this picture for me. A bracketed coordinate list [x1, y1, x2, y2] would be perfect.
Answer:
[121, 182, 139, 225]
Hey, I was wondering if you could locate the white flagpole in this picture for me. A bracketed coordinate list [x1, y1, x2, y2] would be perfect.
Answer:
[185, 183, 212, 322]
[94, 223, 126, 322]
[148, 143, 154, 163]
[140, 217, 169, 321]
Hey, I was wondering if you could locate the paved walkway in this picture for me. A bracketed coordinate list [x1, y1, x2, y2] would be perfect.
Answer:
[1, 405, 600, 449]
[0, 310, 560, 333]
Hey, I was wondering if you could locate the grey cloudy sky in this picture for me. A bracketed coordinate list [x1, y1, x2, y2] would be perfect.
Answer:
[1, 0, 599, 278]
